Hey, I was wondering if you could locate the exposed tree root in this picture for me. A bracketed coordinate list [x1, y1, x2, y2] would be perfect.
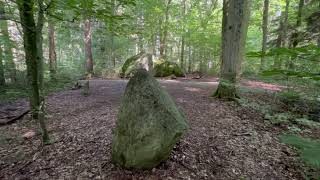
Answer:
[0, 110, 30, 126]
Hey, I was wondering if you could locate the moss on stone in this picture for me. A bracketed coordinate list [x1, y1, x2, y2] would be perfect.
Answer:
[112, 69, 188, 169]
[154, 60, 185, 77]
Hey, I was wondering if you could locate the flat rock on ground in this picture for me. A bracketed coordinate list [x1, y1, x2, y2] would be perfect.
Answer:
[0, 79, 303, 179]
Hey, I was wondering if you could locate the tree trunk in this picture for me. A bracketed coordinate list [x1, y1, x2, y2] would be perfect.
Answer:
[110, 0, 116, 68]
[282, 0, 290, 48]
[274, 0, 290, 69]
[180, 0, 186, 70]
[188, 46, 192, 73]
[0, 1, 16, 83]
[111, 35, 116, 68]
[17, 0, 50, 144]
[214, 0, 251, 99]
[159, 0, 172, 59]
[288, 0, 304, 69]
[0, 45, 5, 86]
[180, 37, 185, 70]
[48, 21, 57, 80]
[260, 0, 269, 71]
[84, 19, 94, 76]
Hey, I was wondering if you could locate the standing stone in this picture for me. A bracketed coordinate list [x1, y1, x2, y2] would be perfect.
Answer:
[112, 69, 188, 169]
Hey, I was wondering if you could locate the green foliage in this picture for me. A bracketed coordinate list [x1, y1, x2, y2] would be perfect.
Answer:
[280, 134, 320, 169]
[261, 70, 320, 81]
[277, 91, 301, 104]
[0, 71, 77, 103]
[295, 118, 320, 129]
[265, 112, 292, 125]
[287, 126, 303, 133]
[237, 96, 272, 115]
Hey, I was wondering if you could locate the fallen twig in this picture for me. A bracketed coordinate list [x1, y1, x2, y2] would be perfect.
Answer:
[0, 110, 30, 126]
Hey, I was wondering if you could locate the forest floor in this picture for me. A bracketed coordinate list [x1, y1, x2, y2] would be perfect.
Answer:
[0, 77, 311, 179]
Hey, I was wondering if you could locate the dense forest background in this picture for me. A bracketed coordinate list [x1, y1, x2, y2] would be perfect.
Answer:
[0, 0, 320, 179]
[0, 0, 319, 88]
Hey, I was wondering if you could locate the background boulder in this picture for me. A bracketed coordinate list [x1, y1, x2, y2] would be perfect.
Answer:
[154, 60, 185, 77]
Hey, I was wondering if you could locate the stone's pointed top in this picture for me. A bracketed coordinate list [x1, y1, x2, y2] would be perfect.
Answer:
[112, 69, 188, 169]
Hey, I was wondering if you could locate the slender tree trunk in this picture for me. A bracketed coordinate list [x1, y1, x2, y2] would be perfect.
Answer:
[188, 46, 192, 73]
[274, 0, 290, 69]
[288, 0, 304, 69]
[111, 35, 116, 68]
[48, 21, 57, 80]
[152, 33, 157, 55]
[37, 0, 50, 144]
[36, 0, 44, 92]
[160, 0, 172, 59]
[0, 45, 5, 86]
[214, 0, 251, 99]
[282, 0, 290, 48]
[180, 37, 185, 70]
[180, 0, 186, 70]
[17, 0, 50, 144]
[111, 0, 116, 68]
[260, 0, 269, 71]
[84, 19, 94, 76]
[296, 0, 304, 27]
[0, 1, 16, 83]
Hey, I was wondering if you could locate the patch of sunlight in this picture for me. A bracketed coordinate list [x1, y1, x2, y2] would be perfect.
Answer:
[184, 87, 203, 92]
[244, 80, 286, 92]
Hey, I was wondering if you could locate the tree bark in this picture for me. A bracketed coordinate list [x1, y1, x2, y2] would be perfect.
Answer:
[110, 0, 116, 68]
[159, 0, 172, 59]
[274, 0, 290, 69]
[84, 19, 94, 76]
[0, 45, 5, 86]
[180, 37, 185, 70]
[48, 21, 57, 80]
[214, 0, 251, 99]
[0, 1, 16, 83]
[188, 45, 192, 73]
[288, 0, 304, 69]
[17, 0, 50, 144]
[260, 0, 269, 71]
[180, 0, 186, 70]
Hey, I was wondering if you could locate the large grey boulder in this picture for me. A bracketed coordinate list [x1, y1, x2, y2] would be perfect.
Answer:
[112, 69, 188, 169]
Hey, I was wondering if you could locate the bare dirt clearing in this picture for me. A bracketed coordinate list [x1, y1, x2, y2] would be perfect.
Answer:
[0, 79, 303, 179]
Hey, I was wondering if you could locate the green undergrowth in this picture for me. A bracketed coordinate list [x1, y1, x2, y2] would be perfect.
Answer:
[239, 81, 320, 179]
[280, 134, 320, 179]
[0, 72, 80, 103]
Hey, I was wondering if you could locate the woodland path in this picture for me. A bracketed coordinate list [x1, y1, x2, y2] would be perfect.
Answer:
[0, 79, 302, 179]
